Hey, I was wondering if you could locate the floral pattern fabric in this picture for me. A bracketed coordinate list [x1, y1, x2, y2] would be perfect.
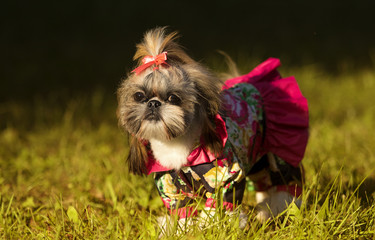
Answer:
[221, 83, 264, 172]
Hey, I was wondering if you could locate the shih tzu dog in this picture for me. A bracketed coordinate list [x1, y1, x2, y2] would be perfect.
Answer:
[117, 27, 309, 229]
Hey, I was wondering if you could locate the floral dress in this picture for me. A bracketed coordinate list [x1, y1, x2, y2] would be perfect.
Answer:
[146, 58, 309, 218]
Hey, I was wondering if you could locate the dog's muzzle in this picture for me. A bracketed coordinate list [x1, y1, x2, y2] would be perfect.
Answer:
[145, 100, 162, 121]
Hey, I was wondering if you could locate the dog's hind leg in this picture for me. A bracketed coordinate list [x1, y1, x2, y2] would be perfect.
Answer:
[249, 153, 303, 222]
[255, 187, 302, 222]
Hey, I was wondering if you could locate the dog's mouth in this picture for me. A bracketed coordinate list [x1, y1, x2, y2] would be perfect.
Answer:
[144, 112, 161, 121]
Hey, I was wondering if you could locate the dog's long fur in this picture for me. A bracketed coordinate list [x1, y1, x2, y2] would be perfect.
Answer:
[117, 27, 224, 174]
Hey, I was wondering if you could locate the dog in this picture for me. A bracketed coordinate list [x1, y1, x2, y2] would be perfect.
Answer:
[117, 27, 309, 229]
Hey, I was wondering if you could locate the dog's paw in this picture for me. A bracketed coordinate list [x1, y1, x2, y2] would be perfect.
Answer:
[255, 188, 301, 222]
[199, 207, 248, 229]
[226, 210, 248, 229]
[157, 215, 196, 236]
[156, 215, 172, 236]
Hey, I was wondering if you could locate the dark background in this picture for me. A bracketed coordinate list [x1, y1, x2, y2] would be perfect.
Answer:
[1, 0, 374, 101]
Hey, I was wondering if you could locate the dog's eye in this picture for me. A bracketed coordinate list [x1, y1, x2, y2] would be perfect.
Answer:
[133, 92, 146, 102]
[167, 94, 181, 105]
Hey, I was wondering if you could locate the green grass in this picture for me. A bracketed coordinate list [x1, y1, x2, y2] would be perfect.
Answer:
[1, 64, 375, 239]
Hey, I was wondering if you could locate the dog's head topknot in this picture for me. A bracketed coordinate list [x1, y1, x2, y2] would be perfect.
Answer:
[133, 27, 194, 66]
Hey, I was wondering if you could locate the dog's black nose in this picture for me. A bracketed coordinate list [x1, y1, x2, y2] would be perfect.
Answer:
[147, 100, 161, 109]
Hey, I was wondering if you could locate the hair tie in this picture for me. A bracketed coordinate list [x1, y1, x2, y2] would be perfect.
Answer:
[132, 52, 168, 75]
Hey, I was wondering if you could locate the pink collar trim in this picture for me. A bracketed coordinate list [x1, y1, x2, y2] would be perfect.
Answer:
[146, 114, 228, 174]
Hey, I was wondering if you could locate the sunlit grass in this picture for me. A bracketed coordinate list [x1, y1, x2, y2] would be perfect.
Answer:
[0, 64, 374, 239]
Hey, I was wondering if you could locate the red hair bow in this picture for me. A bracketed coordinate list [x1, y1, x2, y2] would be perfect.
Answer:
[132, 52, 168, 75]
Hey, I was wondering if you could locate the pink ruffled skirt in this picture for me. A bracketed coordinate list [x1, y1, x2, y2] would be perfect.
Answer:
[222, 58, 309, 167]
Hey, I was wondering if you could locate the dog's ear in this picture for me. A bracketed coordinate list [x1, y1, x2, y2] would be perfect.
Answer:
[201, 113, 224, 157]
[183, 64, 224, 157]
[126, 135, 148, 175]
[184, 64, 223, 114]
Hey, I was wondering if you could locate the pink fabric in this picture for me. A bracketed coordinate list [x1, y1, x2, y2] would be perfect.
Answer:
[170, 206, 198, 219]
[146, 114, 228, 174]
[205, 198, 234, 211]
[223, 58, 309, 167]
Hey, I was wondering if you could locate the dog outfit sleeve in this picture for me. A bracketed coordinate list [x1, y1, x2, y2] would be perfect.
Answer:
[154, 171, 198, 218]
[187, 160, 247, 211]
[203, 160, 246, 211]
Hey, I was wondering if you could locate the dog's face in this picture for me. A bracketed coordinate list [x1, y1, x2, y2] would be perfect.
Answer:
[117, 67, 199, 141]
[117, 27, 223, 174]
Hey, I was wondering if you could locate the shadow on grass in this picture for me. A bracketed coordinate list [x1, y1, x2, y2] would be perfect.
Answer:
[357, 177, 375, 206]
